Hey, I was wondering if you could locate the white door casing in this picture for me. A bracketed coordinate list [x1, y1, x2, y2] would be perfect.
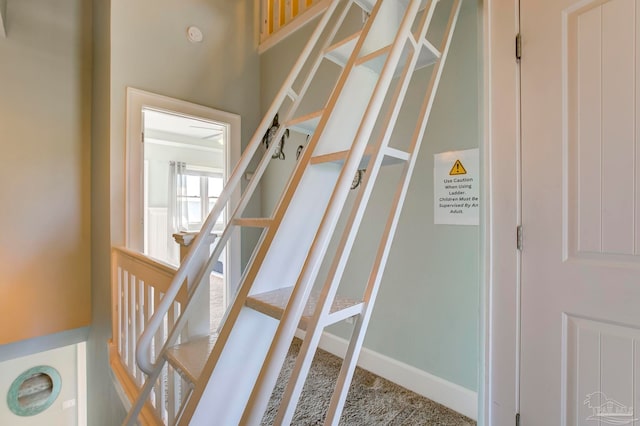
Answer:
[521, 0, 640, 424]
[125, 88, 242, 294]
[481, 0, 520, 424]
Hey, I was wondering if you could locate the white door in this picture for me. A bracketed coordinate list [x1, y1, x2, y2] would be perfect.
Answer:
[521, 0, 640, 424]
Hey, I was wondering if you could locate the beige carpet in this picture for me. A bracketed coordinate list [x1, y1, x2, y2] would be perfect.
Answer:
[263, 339, 476, 425]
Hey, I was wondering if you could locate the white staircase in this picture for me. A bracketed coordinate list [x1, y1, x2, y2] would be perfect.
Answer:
[124, 0, 461, 424]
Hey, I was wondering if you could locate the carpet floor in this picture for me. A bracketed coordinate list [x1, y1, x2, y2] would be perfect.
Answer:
[263, 339, 476, 425]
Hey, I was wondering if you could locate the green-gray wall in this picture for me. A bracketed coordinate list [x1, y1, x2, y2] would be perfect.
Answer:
[260, 0, 481, 392]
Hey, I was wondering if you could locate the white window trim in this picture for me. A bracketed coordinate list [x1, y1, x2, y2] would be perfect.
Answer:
[180, 167, 225, 232]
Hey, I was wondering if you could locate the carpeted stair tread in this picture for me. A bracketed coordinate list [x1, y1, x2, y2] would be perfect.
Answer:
[165, 334, 218, 383]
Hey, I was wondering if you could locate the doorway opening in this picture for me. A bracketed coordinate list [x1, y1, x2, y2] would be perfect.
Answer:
[126, 88, 241, 332]
[143, 109, 227, 329]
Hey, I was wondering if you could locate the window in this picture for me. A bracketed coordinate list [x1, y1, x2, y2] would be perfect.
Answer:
[180, 169, 225, 232]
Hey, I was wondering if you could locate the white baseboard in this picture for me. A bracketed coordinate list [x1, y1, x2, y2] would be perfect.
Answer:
[296, 330, 478, 421]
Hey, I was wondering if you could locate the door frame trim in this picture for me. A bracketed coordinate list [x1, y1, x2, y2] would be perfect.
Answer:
[124, 87, 242, 295]
[482, 0, 520, 424]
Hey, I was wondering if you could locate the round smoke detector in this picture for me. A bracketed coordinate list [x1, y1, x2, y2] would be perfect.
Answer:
[7, 366, 62, 417]
[187, 26, 204, 43]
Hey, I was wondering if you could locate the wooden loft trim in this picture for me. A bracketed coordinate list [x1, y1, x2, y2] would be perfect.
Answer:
[258, 0, 331, 54]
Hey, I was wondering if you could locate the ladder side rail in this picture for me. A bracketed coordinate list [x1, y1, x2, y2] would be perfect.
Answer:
[194, 0, 363, 380]
[238, 0, 393, 420]
[413, 0, 439, 44]
[129, 0, 348, 422]
[324, 2, 463, 423]
[134, 0, 347, 378]
[124, 358, 166, 425]
[177, 0, 368, 422]
[273, 6, 433, 422]
[189, 0, 351, 293]
[185, 7, 374, 422]
[212, 0, 353, 337]
[284, 0, 438, 401]
[240, 0, 425, 423]
[273, 47, 421, 426]
[173, 383, 193, 426]
[194, 0, 353, 378]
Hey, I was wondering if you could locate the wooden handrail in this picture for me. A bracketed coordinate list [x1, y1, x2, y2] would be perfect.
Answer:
[112, 247, 181, 298]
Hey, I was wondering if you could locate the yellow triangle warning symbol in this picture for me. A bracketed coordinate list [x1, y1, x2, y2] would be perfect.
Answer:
[449, 159, 467, 176]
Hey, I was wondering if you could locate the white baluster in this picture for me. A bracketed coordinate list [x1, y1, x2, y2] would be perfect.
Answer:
[128, 274, 137, 378]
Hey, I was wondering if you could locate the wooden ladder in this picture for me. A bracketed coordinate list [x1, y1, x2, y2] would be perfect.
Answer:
[125, 0, 461, 424]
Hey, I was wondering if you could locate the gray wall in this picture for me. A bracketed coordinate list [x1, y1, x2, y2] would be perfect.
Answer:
[260, 0, 480, 391]
[0, 0, 91, 343]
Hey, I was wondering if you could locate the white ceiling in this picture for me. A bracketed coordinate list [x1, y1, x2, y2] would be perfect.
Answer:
[143, 108, 225, 146]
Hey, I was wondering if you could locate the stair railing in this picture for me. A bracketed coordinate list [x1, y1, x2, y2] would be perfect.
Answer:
[110, 247, 184, 424]
[261, 0, 326, 41]
[126, 0, 353, 423]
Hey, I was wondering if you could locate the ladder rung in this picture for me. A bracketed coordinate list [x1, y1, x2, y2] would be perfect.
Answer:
[310, 149, 360, 166]
[165, 334, 218, 383]
[246, 287, 363, 330]
[286, 88, 299, 101]
[311, 146, 409, 168]
[324, 23, 439, 76]
[384, 146, 410, 162]
[324, 31, 360, 68]
[327, 302, 363, 325]
[286, 110, 324, 135]
[233, 218, 273, 228]
[353, 0, 430, 17]
[356, 39, 440, 78]
[353, 0, 375, 13]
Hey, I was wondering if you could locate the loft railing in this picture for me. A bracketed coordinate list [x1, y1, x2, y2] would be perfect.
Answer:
[109, 247, 189, 425]
[260, 0, 330, 51]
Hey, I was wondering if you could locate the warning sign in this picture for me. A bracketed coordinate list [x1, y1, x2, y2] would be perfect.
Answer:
[434, 149, 479, 226]
[449, 160, 467, 176]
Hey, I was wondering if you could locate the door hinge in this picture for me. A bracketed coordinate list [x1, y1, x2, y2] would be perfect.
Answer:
[516, 413, 521, 426]
[516, 33, 522, 60]
[517, 225, 523, 251]
[141, 131, 145, 143]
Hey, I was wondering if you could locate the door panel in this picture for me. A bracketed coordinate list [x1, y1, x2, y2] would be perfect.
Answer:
[521, 0, 640, 424]
[565, 315, 640, 424]
[568, 0, 640, 260]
